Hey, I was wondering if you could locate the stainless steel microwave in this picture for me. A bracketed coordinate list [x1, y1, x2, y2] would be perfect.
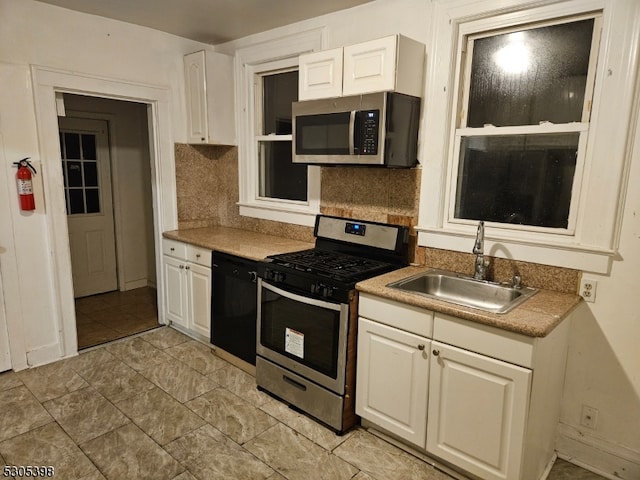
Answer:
[292, 91, 420, 167]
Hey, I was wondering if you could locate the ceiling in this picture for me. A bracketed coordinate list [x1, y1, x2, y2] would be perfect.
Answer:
[34, 0, 374, 44]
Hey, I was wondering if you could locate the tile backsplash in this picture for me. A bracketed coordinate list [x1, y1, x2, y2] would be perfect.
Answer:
[174, 143, 579, 293]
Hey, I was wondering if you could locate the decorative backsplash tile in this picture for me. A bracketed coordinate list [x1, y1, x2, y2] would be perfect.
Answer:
[174, 143, 579, 293]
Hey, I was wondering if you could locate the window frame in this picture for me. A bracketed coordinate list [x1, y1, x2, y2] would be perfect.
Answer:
[236, 31, 323, 227]
[417, 0, 640, 273]
[446, 13, 601, 236]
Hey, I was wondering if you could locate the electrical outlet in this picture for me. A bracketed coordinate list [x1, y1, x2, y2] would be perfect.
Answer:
[580, 276, 598, 303]
[581, 405, 599, 429]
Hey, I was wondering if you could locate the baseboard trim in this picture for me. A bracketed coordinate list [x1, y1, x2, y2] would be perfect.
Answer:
[556, 423, 640, 480]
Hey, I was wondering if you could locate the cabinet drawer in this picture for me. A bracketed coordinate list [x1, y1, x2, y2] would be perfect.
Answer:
[359, 293, 433, 338]
[187, 245, 211, 267]
[162, 239, 187, 259]
[434, 313, 535, 368]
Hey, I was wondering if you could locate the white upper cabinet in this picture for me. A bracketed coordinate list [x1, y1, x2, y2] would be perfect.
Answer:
[184, 50, 236, 145]
[298, 47, 344, 100]
[298, 35, 425, 100]
[343, 34, 425, 97]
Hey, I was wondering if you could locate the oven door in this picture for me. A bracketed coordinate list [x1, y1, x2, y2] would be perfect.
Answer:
[257, 279, 349, 395]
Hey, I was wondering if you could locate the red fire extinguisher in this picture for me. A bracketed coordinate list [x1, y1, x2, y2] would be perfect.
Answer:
[13, 157, 37, 211]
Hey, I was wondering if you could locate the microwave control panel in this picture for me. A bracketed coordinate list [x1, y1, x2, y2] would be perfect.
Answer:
[357, 110, 379, 155]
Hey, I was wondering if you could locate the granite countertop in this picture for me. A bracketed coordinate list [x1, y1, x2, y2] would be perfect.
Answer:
[163, 227, 314, 261]
[356, 266, 582, 338]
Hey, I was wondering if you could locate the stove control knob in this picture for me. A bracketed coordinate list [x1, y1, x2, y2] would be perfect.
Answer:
[275, 272, 286, 283]
[321, 286, 334, 298]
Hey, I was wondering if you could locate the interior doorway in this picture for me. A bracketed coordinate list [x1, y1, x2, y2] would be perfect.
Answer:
[58, 95, 158, 349]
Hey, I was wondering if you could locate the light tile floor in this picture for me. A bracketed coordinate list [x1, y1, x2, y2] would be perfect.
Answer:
[0, 327, 607, 480]
[75, 287, 159, 350]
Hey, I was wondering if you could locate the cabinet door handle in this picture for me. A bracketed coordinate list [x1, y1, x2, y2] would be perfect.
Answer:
[185, 265, 190, 270]
[432, 349, 440, 356]
[417, 344, 425, 351]
[179, 265, 184, 269]
[196, 253, 201, 258]
[170, 247, 175, 251]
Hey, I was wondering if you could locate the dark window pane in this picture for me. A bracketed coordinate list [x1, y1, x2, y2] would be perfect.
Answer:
[83, 161, 98, 187]
[467, 19, 594, 127]
[64, 132, 81, 159]
[85, 188, 100, 213]
[82, 134, 97, 160]
[263, 71, 298, 135]
[66, 161, 83, 187]
[68, 189, 85, 214]
[259, 141, 307, 201]
[455, 134, 579, 228]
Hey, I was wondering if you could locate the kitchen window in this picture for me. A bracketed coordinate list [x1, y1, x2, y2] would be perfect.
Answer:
[453, 15, 600, 233]
[418, 0, 639, 273]
[236, 31, 321, 227]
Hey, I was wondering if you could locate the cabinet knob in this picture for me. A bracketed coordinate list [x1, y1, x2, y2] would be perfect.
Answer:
[170, 247, 175, 251]
[196, 253, 201, 258]
[417, 344, 425, 351]
[185, 265, 190, 270]
[179, 265, 184, 269]
[432, 349, 440, 356]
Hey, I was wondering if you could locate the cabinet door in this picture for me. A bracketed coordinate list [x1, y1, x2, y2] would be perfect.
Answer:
[356, 317, 430, 448]
[162, 255, 189, 329]
[343, 36, 397, 95]
[187, 262, 211, 338]
[298, 48, 343, 100]
[184, 51, 208, 143]
[427, 341, 531, 480]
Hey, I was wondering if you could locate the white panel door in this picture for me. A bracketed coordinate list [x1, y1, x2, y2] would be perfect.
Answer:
[187, 262, 211, 338]
[298, 47, 344, 100]
[60, 118, 117, 298]
[427, 341, 532, 480]
[356, 317, 430, 447]
[162, 256, 189, 329]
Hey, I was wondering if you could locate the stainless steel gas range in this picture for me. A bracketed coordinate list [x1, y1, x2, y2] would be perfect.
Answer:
[256, 215, 409, 434]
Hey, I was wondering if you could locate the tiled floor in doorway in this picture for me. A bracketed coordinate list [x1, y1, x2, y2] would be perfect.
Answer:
[0, 327, 607, 480]
[75, 287, 159, 349]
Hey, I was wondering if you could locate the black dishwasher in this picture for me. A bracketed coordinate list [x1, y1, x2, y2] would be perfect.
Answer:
[210, 252, 259, 365]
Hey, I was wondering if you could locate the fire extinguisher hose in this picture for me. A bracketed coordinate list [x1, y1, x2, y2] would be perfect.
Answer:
[13, 157, 37, 174]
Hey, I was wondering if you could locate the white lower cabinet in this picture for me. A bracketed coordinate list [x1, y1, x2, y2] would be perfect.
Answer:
[162, 239, 211, 338]
[356, 318, 430, 447]
[426, 341, 531, 480]
[356, 292, 571, 480]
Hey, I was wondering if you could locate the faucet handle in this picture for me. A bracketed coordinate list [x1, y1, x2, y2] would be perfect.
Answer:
[512, 274, 522, 289]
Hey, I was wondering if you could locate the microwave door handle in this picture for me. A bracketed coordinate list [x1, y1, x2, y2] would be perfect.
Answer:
[348, 110, 356, 155]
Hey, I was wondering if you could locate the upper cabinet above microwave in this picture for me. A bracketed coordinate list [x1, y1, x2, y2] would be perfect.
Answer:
[298, 34, 425, 101]
[184, 50, 236, 145]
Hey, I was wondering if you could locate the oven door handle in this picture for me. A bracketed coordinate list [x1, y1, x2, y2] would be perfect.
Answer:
[260, 280, 342, 312]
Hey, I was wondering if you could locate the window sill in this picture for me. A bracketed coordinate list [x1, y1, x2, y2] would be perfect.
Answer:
[238, 202, 319, 227]
[417, 226, 615, 274]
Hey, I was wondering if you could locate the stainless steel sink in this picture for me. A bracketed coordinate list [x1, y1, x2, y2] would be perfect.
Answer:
[387, 269, 537, 314]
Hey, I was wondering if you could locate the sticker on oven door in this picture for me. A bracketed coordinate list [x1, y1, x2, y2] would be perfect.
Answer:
[285, 327, 304, 359]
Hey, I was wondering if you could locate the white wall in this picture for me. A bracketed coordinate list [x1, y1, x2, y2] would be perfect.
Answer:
[0, 0, 210, 369]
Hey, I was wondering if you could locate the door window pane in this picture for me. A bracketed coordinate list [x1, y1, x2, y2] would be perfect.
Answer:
[455, 133, 579, 228]
[66, 162, 83, 187]
[467, 19, 594, 127]
[259, 141, 307, 201]
[64, 132, 81, 159]
[83, 162, 98, 187]
[85, 188, 100, 213]
[68, 189, 85, 214]
[81, 134, 97, 160]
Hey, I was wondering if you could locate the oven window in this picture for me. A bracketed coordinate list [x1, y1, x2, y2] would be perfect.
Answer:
[260, 287, 341, 378]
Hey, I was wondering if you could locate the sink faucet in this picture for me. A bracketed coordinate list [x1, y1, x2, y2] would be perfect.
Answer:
[473, 221, 488, 280]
